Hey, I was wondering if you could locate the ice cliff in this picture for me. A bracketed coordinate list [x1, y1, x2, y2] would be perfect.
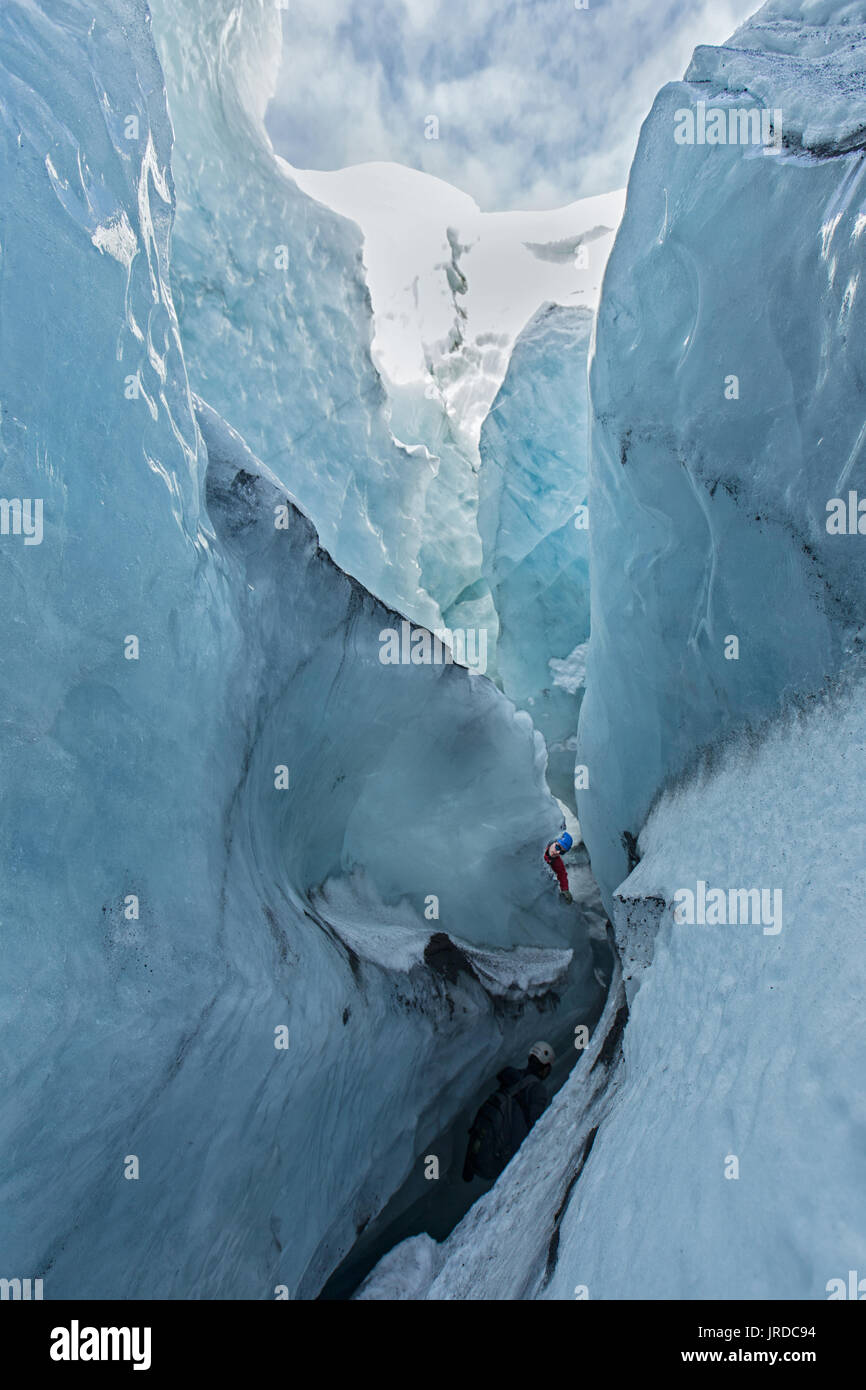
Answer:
[148, 0, 441, 628]
[578, 0, 866, 907]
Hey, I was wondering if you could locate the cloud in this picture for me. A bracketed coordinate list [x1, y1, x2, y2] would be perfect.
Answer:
[265, 0, 760, 210]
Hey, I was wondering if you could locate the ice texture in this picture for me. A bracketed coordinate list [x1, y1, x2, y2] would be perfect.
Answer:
[0, 0, 603, 1297]
[691, 0, 866, 153]
[148, 0, 441, 628]
[578, 0, 866, 906]
[478, 304, 593, 811]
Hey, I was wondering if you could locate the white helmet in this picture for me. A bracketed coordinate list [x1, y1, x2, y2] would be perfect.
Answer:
[529, 1041, 554, 1067]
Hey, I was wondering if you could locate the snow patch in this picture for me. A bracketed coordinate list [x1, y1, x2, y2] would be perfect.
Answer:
[549, 643, 589, 695]
[91, 211, 138, 269]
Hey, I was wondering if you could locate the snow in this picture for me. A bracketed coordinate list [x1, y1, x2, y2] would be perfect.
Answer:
[311, 867, 574, 992]
[354, 1233, 445, 1301]
[288, 160, 624, 449]
[547, 681, 866, 1300]
[549, 644, 589, 696]
[690, 1, 866, 152]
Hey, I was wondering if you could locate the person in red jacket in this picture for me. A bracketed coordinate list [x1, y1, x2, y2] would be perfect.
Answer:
[544, 833, 573, 902]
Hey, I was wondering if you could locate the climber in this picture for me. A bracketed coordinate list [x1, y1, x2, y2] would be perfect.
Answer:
[462, 1042, 555, 1182]
[544, 832, 573, 903]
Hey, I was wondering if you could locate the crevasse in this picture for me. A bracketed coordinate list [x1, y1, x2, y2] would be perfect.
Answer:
[359, 0, 866, 1301]
[0, 0, 605, 1297]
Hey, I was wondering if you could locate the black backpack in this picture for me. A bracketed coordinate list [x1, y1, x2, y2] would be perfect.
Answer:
[465, 1074, 535, 1180]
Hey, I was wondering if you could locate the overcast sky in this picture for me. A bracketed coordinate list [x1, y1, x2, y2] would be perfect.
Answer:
[265, 0, 760, 211]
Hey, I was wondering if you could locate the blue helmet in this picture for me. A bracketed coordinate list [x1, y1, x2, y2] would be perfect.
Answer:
[555, 832, 573, 853]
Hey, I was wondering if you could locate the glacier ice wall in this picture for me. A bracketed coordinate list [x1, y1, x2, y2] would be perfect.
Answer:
[0, 0, 243, 1292]
[148, 0, 440, 627]
[286, 165, 624, 653]
[478, 303, 593, 812]
[578, 0, 866, 907]
[197, 398, 594, 957]
[0, 0, 603, 1297]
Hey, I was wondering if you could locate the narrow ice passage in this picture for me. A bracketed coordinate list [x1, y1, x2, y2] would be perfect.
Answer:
[0, 0, 612, 1299]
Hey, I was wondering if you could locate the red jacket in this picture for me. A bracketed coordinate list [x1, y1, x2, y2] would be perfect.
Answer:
[544, 845, 569, 892]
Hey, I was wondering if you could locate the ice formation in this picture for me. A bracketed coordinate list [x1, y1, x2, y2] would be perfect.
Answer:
[148, 0, 441, 629]
[478, 304, 594, 812]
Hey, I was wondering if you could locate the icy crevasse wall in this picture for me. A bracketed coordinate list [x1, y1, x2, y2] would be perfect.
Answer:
[148, 0, 440, 628]
[197, 398, 591, 956]
[542, 683, 866, 1300]
[0, 0, 601, 1297]
[0, 0, 244, 1290]
[478, 304, 593, 812]
[578, 0, 866, 907]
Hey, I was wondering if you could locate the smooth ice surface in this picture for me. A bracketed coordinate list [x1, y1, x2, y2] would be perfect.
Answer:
[578, 0, 866, 907]
[0, 0, 603, 1298]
